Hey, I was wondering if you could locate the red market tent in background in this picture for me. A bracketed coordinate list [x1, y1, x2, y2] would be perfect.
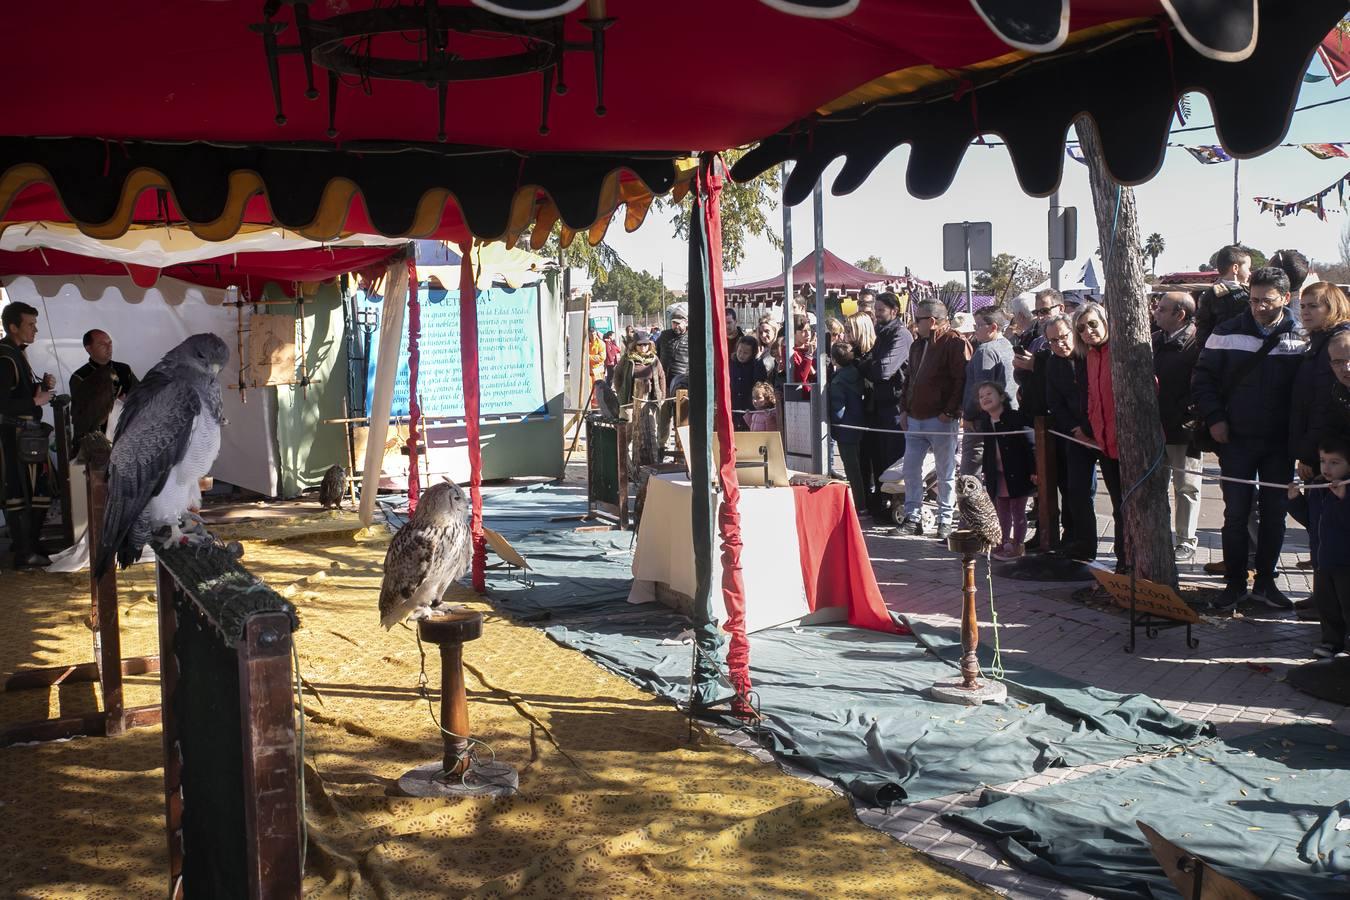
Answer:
[724, 249, 930, 305]
[1, 0, 1343, 714]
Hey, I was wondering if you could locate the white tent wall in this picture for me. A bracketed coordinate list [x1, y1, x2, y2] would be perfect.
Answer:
[1, 274, 279, 496]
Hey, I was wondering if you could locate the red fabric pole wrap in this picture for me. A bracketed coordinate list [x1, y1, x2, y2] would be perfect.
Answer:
[700, 156, 752, 703]
[457, 244, 487, 592]
[405, 257, 422, 514]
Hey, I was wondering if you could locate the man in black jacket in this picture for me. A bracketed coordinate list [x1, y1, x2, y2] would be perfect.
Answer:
[1195, 245, 1251, 346]
[655, 308, 689, 453]
[0, 301, 55, 568]
[1191, 267, 1306, 611]
[1152, 292, 1204, 561]
[864, 291, 911, 518]
[69, 328, 140, 444]
[1043, 315, 1096, 558]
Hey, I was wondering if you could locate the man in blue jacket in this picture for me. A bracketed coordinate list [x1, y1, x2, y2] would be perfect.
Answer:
[1191, 267, 1307, 612]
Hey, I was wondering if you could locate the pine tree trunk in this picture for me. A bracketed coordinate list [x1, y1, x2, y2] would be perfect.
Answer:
[1075, 118, 1179, 589]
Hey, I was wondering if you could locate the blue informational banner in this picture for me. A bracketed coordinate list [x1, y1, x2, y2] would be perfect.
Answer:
[364, 284, 547, 418]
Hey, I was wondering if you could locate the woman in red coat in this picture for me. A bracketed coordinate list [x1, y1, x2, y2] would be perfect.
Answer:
[1074, 302, 1124, 569]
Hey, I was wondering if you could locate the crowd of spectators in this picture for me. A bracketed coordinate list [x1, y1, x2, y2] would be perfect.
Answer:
[601, 244, 1349, 653]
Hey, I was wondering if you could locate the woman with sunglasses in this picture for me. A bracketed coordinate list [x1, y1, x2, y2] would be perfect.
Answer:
[1067, 302, 1125, 569]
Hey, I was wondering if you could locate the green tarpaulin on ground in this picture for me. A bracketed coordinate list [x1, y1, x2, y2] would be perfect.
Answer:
[476, 486, 1210, 808]
[946, 723, 1350, 899]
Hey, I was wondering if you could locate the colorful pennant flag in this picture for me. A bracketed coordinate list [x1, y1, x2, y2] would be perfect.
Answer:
[1303, 143, 1349, 160]
[1318, 25, 1350, 85]
[1065, 146, 1087, 166]
[1184, 145, 1233, 164]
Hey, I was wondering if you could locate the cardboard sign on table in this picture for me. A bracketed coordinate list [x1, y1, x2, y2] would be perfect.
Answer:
[675, 425, 790, 487]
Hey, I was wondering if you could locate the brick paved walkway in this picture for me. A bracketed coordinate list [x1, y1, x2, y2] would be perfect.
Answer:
[845, 466, 1350, 898]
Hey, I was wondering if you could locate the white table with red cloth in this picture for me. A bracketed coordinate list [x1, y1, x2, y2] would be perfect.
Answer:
[627, 473, 901, 635]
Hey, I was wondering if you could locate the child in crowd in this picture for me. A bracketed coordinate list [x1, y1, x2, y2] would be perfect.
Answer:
[828, 342, 868, 511]
[976, 381, 1036, 560]
[1288, 436, 1350, 659]
[729, 335, 761, 431]
[743, 381, 780, 432]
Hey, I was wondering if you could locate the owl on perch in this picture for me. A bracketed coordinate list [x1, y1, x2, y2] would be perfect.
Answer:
[954, 474, 1003, 550]
[378, 480, 473, 629]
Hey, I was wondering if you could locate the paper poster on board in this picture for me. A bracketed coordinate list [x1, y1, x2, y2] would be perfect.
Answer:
[364, 284, 548, 418]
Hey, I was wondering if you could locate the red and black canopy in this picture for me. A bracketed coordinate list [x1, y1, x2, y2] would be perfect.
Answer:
[0, 1, 1341, 244]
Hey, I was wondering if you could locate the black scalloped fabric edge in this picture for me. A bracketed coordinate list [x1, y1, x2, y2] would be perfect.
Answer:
[732, 0, 1344, 205]
[0, 140, 683, 241]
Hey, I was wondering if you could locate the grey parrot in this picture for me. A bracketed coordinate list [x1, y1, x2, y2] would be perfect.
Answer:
[94, 333, 230, 576]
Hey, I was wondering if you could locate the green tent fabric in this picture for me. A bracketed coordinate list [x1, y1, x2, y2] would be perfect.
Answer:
[271, 281, 351, 498]
[947, 723, 1350, 899]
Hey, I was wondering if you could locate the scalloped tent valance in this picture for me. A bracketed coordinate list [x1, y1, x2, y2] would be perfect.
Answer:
[0, 0, 1339, 245]
[733, 2, 1345, 204]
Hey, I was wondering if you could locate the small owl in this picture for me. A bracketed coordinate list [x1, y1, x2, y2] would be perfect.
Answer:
[378, 480, 473, 629]
[954, 474, 1003, 549]
[629, 401, 661, 473]
[319, 465, 347, 509]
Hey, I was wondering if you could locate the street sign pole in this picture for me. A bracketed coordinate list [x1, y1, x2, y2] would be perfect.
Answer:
[944, 221, 991, 313]
[1049, 190, 1063, 292]
[963, 221, 973, 314]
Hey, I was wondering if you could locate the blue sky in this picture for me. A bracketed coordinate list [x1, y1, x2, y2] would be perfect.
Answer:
[606, 74, 1350, 289]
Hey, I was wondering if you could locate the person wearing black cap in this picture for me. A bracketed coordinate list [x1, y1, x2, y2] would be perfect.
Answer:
[861, 290, 912, 518]
[655, 308, 689, 452]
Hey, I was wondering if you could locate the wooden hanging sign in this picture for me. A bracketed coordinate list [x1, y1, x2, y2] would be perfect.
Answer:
[1090, 567, 1200, 624]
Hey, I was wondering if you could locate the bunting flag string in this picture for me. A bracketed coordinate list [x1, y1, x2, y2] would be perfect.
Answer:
[1059, 142, 1347, 166]
[1252, 170, 1350, 225]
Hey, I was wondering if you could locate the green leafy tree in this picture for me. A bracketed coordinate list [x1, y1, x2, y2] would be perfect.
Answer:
[973, 253, 1047, 301]
[591, 265, 667, 317]
[536, 230, 628, 285]
[1144, 233, 1166, 273]
[855, 255, 887, 275]
[660, 149, 783, 271]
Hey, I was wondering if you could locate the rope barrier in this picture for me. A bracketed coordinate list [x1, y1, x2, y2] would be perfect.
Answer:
[1044, 427, 1346, 490]
[830, 422, 1035, 438]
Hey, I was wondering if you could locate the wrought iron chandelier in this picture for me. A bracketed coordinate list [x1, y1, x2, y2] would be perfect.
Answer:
[250, 0, 613, 140]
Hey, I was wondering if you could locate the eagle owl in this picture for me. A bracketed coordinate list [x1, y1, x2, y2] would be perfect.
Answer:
[954, 474, 1003, 549]
[378, 480, 473, 629]
[318, 465, 347, 509]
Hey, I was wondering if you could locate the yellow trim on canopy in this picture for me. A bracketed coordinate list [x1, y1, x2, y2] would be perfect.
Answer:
[0, 159, 698, 252]
[817, 19, 1148, 115]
